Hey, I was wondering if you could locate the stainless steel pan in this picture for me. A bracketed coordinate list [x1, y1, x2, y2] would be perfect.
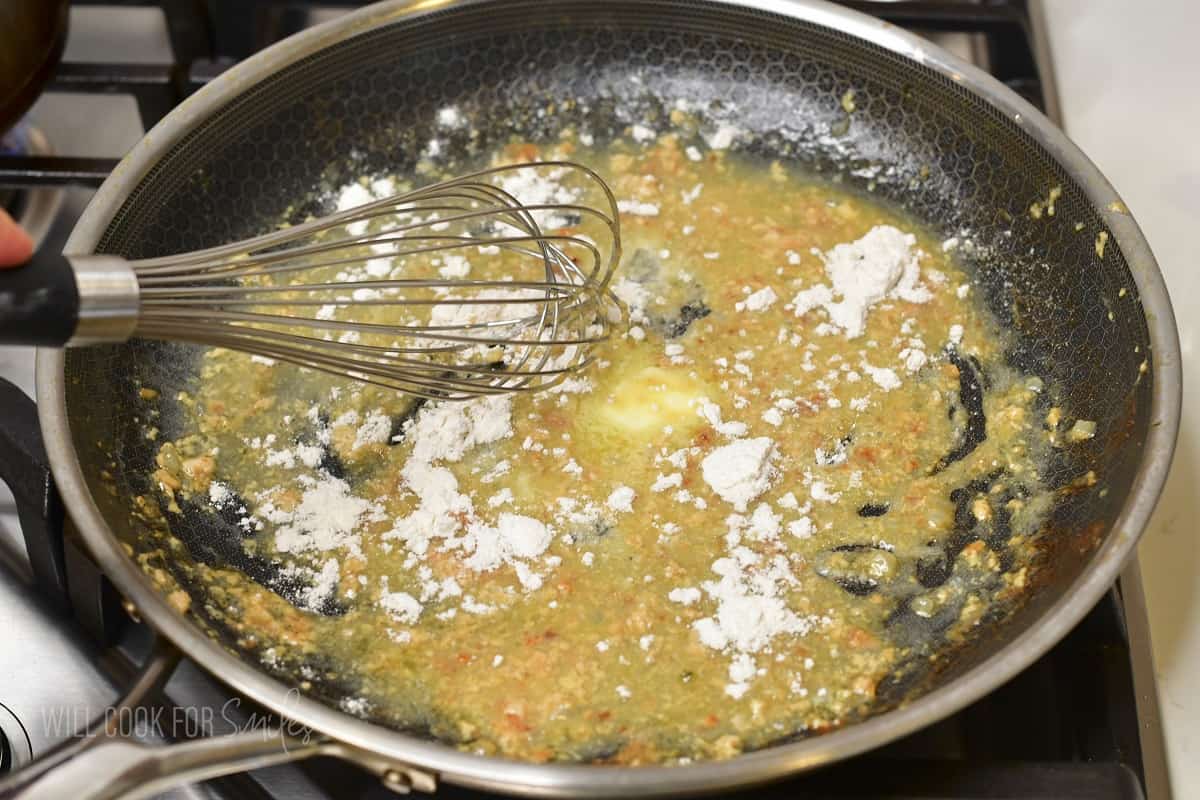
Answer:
[0, 1, 1180, 797]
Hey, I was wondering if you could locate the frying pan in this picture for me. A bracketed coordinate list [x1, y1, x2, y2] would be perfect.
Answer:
[0, 0, 1181, 798]
[0, 0, 69, 134]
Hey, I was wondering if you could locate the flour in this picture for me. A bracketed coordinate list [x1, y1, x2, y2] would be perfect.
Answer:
[815, 438, 849, 466]
[209, 481, 233, 508]
[480, 460, 511, 483]
[744, 503, 782, 541]
[616, 199, 661, 217]
[488, 488, 514, 508]
[285, 558, 340, 612]
[787, 516, 815, 539]
[353, 411, 392, 450]
[668, 587, 702, 606]
[462, 513, 552, 572]
[899, 344, 928, 373]
[701, 438, 778, 512]
[607, 485, 636, 513]
[761, 407, 784, 427]
[384, 461, 474, 556]
[791, 226, 931, 338]
[631, 123, 657, 143]
[426, 287, 544, 343]
[263, 441, 323, 471]
[810, 480, 842, 504]
[335, 182, 373, 236]
[704, 122, 742, 151]
[612, 277, 651, 323]
[860, 361, 902, 392]
[437, 253, 471, 279]
[696, 400, 749, 438]
[651, 472, 683, 493]
[268, 474, 382, 558]
[691, 549, 815, 653]
[493, 166, 579, 230]
[436, 106, 464, 129]
[401, 395, 513, 463]
[725, 652, 757, 699]
[736, 286, 778, 313]
[379, 581, 423, 625]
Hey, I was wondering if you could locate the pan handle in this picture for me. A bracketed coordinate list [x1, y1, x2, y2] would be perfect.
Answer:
[0, 641, 326, 800]
[0, 375, 69, 609]
[0, 637, 438, 799]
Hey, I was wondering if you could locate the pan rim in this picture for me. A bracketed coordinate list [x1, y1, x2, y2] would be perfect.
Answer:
[36, 0, 1183, 795]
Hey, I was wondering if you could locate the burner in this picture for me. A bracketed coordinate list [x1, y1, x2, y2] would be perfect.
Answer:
[0, 119, 63, 249]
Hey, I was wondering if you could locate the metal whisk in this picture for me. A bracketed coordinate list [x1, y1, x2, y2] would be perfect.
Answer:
[0, 162, 622, 399]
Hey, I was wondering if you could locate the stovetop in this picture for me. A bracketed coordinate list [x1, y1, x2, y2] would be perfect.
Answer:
[0, 3, 1169, 799]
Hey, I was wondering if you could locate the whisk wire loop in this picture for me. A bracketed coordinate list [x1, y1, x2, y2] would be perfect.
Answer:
[126, 162, 622, 399]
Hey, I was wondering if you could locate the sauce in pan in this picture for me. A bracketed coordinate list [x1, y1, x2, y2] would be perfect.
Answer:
[133, 128, 1089, 763]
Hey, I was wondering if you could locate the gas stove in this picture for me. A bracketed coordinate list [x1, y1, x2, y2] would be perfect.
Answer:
[0, 3, 1170, 799]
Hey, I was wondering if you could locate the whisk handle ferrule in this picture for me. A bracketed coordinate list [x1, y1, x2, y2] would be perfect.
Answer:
[65, 254, 140, 345]
[0, 252, 139, 347]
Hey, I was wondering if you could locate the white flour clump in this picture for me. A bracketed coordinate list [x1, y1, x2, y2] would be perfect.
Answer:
[427, 287, 543, 331]
[494, 166, 580, 230]
[463, 514, 552, 575]
[668, 587, 702, 606]
[379, 580, 423, 625]
[704, 122, 743, 151]
[607, 485, 636, 513]
[352, 410, 392, 450]
[385, 461, 474, 556]
[697, 400, 749, 438]
[335, 182, 373, 235]
[266, 474, 382, 558]
[701, 437, 778, 512]
[860, 361, 902, 392]
[736, 286, 778, 313]
[692, 548, 815, 653]
[616, 199, 661, 217]
[612, 277, 651, 324]
[209, 481, 233, 508]
[725, 653, 758, 699]
[791, 225, 931, 338]
[284, 558, 340, 612]
[385, 388, 551, 590]
[402, 395, 513, 463]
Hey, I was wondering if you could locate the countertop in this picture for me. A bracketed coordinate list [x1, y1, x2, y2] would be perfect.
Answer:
[1038, 2, 1199, 797]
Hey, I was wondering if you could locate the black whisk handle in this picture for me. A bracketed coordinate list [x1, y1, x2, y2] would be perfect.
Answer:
[0, 248, 80, 346]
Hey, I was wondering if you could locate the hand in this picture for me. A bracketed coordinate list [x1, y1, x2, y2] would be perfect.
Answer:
[0, 208, 33, 268]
